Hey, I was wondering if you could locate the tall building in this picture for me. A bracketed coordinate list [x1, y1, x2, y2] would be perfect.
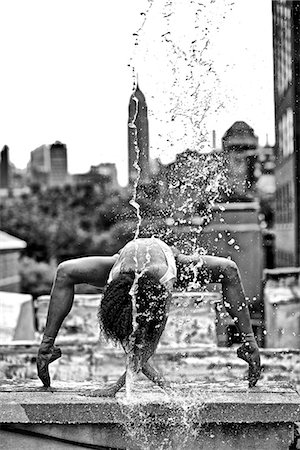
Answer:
[30, 141, 68, 187]
[0, 145, 10, 189]
[128, 82, 149, 185]
[49, 141, 68, 186]
[30, 144, 50, 185]
[272, 1, 300, 266]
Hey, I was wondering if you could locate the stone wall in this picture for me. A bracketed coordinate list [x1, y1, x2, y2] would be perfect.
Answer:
[1, 341, 299, 390]
[1, 292, 299, 390]
[36, 292, 220, 348]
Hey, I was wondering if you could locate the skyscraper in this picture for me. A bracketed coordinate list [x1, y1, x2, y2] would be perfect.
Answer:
[0, 145, 10, 189]
[272, 1, 300, 266]
[128, 82, 149, 185]
[49, 141, 68, 187]
[30, 141, 68, 187]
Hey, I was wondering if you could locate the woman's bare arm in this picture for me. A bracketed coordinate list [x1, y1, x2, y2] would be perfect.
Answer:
[176, 253, 261, 387]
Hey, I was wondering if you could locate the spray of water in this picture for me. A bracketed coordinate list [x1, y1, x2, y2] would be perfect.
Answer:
[119, 385, 207, 449]
[118, 1, 235, 447]
[126, 70, 147, 396]
[128, 86, 143, 240]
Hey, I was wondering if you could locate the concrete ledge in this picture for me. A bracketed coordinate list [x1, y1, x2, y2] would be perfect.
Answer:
[0, 380, 299, 449]
[0, 380, 299, 425]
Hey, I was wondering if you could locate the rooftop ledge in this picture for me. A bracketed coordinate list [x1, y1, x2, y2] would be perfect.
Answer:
[1, 380, 300, 425]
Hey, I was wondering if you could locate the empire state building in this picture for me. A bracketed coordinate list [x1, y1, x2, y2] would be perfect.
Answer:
[128, 82, 149, 185]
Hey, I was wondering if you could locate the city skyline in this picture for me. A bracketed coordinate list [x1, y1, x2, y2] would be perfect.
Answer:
[0, 0, 274, 186]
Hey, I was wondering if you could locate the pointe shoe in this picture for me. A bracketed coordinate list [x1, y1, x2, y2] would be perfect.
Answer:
[37, 346, 62, 388]
[237, 343, 261, 388]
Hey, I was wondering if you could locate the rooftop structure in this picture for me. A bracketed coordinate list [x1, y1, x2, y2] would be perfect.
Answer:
[0, 231, 27, 292]
[222, 121, 259, 151]
[222, 121, 259, 198]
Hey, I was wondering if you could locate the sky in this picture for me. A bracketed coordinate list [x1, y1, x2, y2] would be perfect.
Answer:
[0, 0, 274, 186]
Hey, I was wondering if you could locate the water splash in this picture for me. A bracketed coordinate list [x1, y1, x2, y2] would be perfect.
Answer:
[128, 84, 143, 240]
[118, 384, 207, 449]
[128, 1, 155, 391]
[125, 238, 153, 397]
[126, 77, 145, 395]
[119, 0, 236, 445]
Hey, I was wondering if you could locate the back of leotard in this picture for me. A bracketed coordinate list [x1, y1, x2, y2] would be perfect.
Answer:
[107, 237, 177, 286]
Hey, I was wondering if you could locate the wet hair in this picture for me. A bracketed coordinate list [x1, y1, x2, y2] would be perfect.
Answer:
[98, 270, 169, 345]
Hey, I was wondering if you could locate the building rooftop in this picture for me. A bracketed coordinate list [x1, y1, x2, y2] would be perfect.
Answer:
[0, 231, 27, 251]
[222, 121, 258, 150]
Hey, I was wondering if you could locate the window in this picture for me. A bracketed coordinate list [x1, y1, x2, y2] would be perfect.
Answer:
[278, 108, 294, 159]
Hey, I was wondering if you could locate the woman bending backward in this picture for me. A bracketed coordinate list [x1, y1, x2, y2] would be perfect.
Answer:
[37, 237, 261, 396]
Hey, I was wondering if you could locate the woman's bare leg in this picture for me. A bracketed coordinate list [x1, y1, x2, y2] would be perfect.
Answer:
[37, 256, 116, 387]
[44, 256, 117, 338]
[82, 361, 169, 397]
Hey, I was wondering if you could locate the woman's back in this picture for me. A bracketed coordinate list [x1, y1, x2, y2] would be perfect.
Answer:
[110, 237, 170, 282]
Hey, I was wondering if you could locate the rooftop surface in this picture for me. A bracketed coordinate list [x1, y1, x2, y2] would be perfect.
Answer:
[0, 230, 27, 250]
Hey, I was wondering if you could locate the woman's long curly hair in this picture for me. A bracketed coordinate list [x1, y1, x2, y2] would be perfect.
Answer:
[98, 270, 169, 345]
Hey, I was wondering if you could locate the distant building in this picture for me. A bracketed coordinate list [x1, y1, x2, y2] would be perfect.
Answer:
[29, 144, 49, 186]
[157, 149, 214, 218]
[0, 147, 29, 198]
[0, 145, 10, 190]
[90, 163, 119, 190]
[272, 1, 300, 266]
[72, 162, 119, 193]
[29, 141, 69, 187]
[49, 141, 68, 186]
[128, 82, 149, 185]
[10, 165, 29, 193]
[258, 142, 276, 175]
[255, 142, 276, 199]
[222, 121, 259, 199]
[0, 231, 27, 292]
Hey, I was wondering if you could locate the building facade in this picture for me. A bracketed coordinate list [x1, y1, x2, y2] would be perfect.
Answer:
[30, 144, 50, 186]
[128, 82, 149, 185]
[272, 1, 300, 266]
[49, 141, 68, 186]
[30, 141, 69, 187]
[90, 163, 119, 190]
[72, 162, 119, 193]
[0, 146, 10, 190]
